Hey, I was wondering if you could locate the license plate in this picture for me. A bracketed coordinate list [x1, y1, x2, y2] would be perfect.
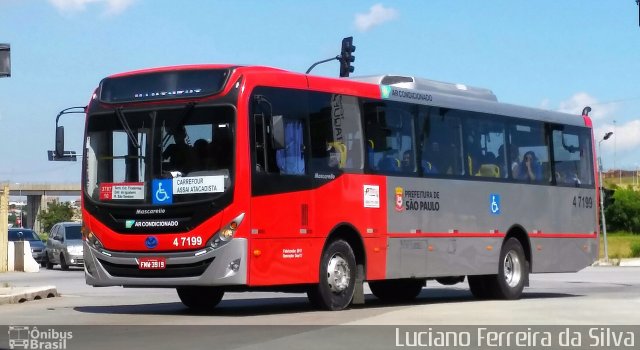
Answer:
[138, 257, 166, 270]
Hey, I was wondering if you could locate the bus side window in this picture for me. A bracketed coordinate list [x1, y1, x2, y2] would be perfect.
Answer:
[462, 116, 505, 178]
[509, 122, 551, 183]
[551, 127, 593, 186]
[420, 107, 463, 177]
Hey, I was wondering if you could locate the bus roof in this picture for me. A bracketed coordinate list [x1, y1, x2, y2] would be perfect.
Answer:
[103, 64, 590, 128]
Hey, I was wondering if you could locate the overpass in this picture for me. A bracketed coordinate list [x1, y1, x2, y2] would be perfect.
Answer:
[5, 183, 81, 233]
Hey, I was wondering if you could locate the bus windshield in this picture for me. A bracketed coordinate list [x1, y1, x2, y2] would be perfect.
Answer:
[84, 105, 234, 204]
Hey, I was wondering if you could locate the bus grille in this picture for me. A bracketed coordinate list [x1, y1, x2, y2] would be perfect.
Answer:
[98, 258, 214, 278]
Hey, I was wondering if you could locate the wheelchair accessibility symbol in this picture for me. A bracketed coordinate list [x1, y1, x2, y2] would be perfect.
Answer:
[152, 179, 173, 205]
[490, 193, 501, 215]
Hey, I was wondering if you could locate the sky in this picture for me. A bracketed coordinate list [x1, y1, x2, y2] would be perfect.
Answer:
[0, 0, 639, 187]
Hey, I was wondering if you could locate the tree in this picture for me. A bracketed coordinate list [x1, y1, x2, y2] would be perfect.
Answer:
[37, 200, 74, 233]
[605, 187, 640, 233]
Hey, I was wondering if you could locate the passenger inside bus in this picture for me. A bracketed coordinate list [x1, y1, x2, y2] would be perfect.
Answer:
[517, 151, 542, 182]
[192, 138, 211, 171]
[402, 150, 414, 173]
[421, 141, 440, 175]
[163, 126, 193, 173]
[555, 162, 582, 186]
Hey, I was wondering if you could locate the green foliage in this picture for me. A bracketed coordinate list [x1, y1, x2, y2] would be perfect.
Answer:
[631, 242, 640, 258]
[37, 200, 74, 234]
[605, 188, 640, 234]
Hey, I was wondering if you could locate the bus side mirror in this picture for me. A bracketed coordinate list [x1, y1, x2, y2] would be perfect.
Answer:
[271, 115, 285, 150]
[56, 126, 65, 157]
[48, 106, 84, 161]
[48, 125, 77, 161]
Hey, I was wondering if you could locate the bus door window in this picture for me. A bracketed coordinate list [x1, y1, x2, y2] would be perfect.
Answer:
[109, 123, 149, 183]
[551, 127, 593, 187]
[251, 87, 309, 177]
[309, 93, 364, 172]
[276, 119, 305, 175]
[509, 122, 551, 183]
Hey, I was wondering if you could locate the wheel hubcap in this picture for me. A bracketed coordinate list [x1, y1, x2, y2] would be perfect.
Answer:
[503, 250, 522, 288]
[326, 254, 350, 293]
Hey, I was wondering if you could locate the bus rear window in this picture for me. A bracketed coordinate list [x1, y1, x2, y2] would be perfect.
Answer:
[99, 69, 230, 103]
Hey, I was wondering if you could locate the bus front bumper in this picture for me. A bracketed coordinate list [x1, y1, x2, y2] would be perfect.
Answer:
[83, 238, 247, 287]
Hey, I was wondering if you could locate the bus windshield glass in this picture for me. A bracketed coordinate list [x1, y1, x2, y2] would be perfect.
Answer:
[84, 105, 234, 204]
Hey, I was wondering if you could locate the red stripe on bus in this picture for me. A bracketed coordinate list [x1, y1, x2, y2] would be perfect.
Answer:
[529, 233, 597, 239]
[388, 232, 597, 239]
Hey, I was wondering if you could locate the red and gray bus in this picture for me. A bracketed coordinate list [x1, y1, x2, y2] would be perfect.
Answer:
[54, 64, 598, 310]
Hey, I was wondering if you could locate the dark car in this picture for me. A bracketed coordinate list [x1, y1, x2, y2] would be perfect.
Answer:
[8, 228, 46, 265]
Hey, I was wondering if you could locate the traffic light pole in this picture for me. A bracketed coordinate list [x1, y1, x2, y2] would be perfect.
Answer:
[305, 56, 340, 74]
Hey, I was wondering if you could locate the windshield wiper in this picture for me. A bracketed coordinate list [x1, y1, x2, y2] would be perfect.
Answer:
[115, 107, 140, 150]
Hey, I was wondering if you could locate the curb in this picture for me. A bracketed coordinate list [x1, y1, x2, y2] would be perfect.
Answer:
[620, 258, 640, 267]
[593, 258, 640, 267]
[0, 286, 59, 305]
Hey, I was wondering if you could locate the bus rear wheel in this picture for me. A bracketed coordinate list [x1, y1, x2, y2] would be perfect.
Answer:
[177, 286, 224, 311]
[469, 238, 527, 300]
[369, 279, 425, 302]
[493, 238, 527, 299]
[307, 240, 356, 311]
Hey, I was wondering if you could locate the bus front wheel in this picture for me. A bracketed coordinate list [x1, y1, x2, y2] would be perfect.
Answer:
[307, 240, 356, 311]
[177, 286, 224, 311]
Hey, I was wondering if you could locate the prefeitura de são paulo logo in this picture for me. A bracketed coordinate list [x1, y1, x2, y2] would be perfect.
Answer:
[395, 187, 404, 212]
[8, 326, 73, 349]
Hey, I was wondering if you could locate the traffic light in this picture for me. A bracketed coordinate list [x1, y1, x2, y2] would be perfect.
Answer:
[339, 37, 356, 77]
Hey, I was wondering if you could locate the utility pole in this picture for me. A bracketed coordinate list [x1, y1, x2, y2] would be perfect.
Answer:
[0, 45, 9, 272]
[0, 184, 9, 272]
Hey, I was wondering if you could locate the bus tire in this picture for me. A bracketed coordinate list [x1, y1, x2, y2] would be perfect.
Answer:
[177, 286, 224, 311]
[369, 279, 424, 302]
[467, 275, 494, 299]
[491, 238, 528, 300]
[307, 240, 356, 311]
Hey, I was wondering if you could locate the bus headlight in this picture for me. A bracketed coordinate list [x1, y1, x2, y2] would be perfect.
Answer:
[82, 221, 104, 249]
[86, 232, 103, 249]
[208, 213, 244, 249]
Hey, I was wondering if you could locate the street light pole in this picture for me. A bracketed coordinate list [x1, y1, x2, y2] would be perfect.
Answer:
[599, 131, 613, 262]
